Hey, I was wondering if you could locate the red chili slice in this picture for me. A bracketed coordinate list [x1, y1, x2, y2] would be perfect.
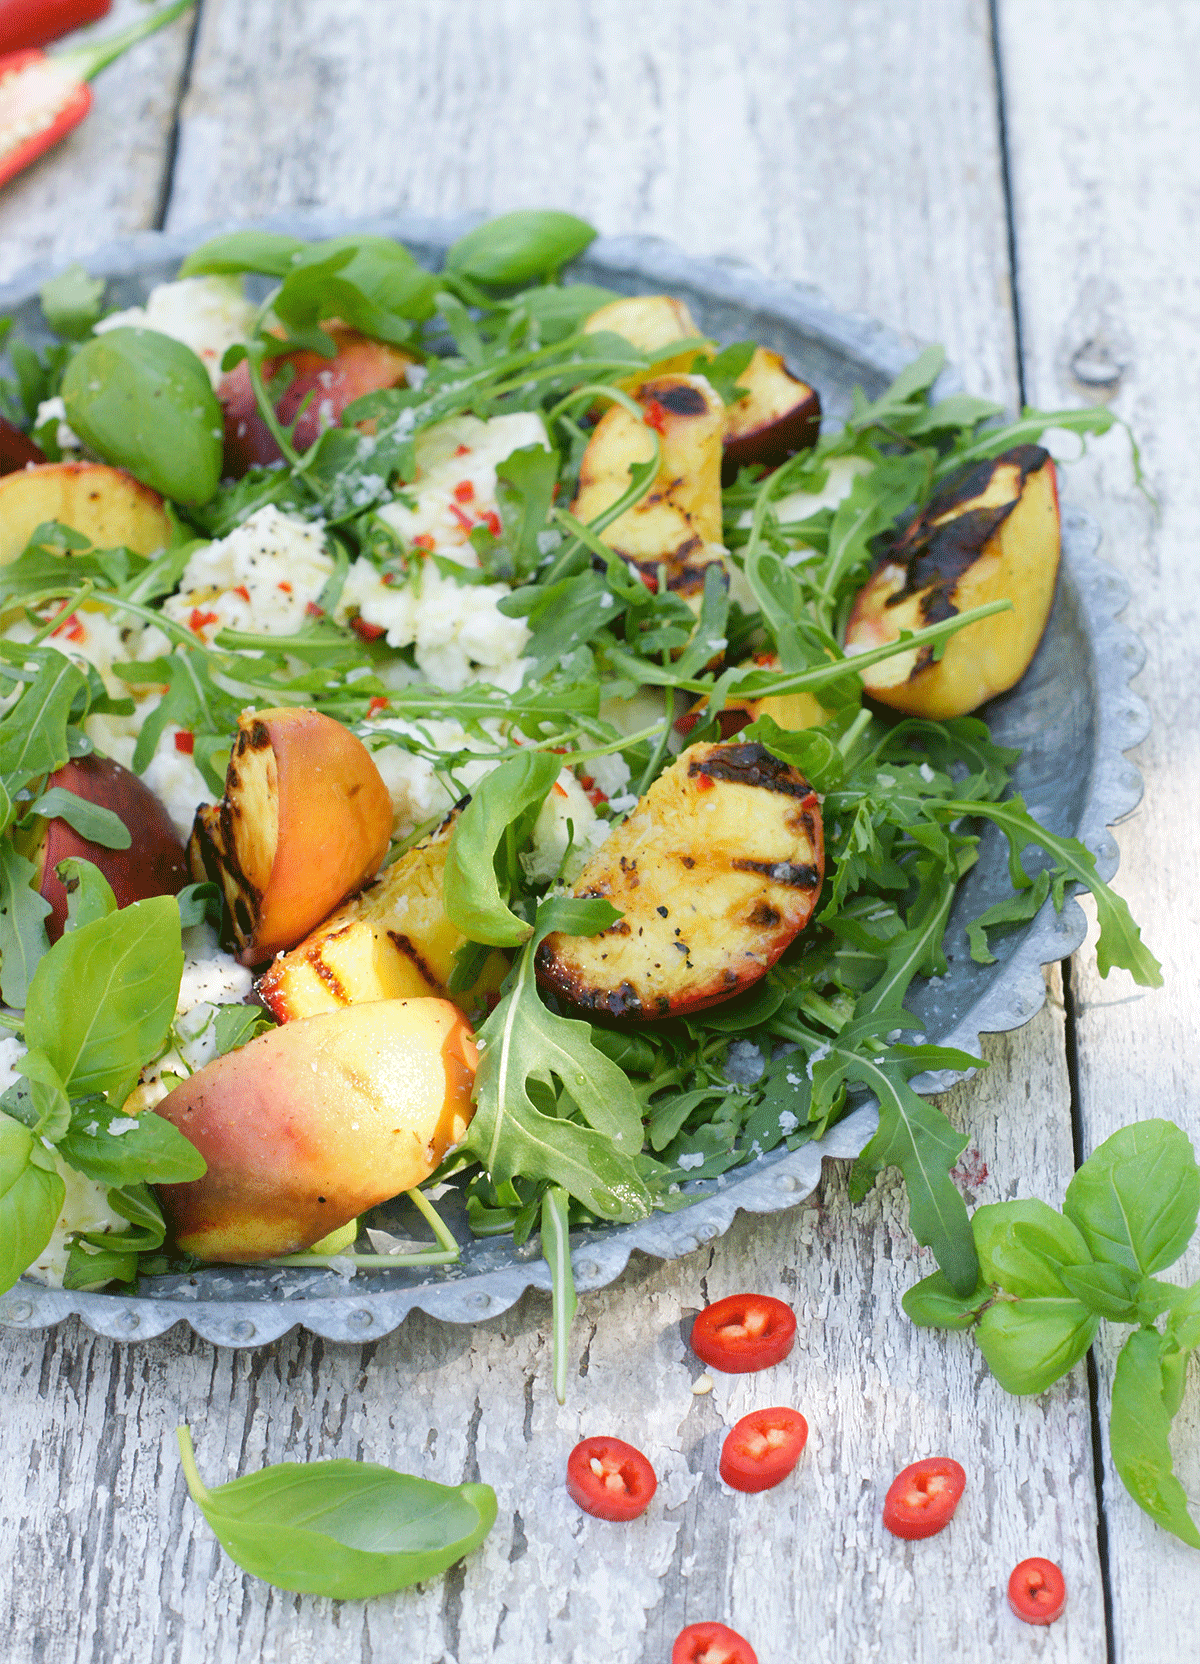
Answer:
[1008, 1558, 1066, 1625]
[565, 1436, 656, 1522]
[690, 1293, 796, 1373]
[881, 1457, 966, 1539]
[351, 616, 386, 642]
[719, 1407, 808, 1493]
[672, 1621, 758, 1664]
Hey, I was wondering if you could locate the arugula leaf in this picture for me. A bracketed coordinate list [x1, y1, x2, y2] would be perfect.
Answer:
[1110, 1327, 1200, 1550]
[0, 1114, 65, 1297]
[1063, 1119, 1200, 1277]
[948, 794, 1162, 986]
[177, 1426, 498, 1597]
[0, 652, 86, 781]
[24, 896, 183, 1107]
[696, 341, 755, 406]
[442, 749, 562, 946]
[118, 651, 243, 789]
[487, 443, 559, 581]
[58, 857, 118, 932]
[967, 870, 1051, 964]
[842, 1030, 981, 1294]
[25, 788, 131, 851]
[466, 898, 651, 1223]
[0, 842, 52, 1006]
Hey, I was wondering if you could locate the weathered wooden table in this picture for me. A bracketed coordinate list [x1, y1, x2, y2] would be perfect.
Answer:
[2, 3, 1196, 1660]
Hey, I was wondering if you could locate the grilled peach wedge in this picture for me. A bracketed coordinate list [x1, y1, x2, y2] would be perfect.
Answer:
[572, 372, 727, 604]
[257, 808, 508, 1022]
[219, 323, 414, 476]
[537, 740, 823, 1020]
[582, 294, 821, 479]
[675, 655, 831, 740]
[155, 998, 478, 1262]
[25, 755, 188, 941]
[844, 445, 1060, 720]
[188, 708, 392, 965]
[0, 461, 171, 566]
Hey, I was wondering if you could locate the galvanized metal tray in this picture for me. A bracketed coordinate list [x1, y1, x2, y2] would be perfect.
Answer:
[0, 214, 1150, 1348]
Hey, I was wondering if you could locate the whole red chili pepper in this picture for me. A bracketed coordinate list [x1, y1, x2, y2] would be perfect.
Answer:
[0, 0, 192, 191]
[0, 1, 111, 56]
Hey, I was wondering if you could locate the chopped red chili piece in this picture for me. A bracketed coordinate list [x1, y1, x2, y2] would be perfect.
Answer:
[449, 502, 475, 533]
[454, 443, 471, 456]
[52, 611, 85, 642]
[566, 1437, 657, 1522]
[351, 616, 386, 643]
[453, 479, 475, 503]
[276, 581, 293, 593]
[173, 730, 195, 755]
[232, 584, 251, 603]
[672, 1622, 758, 1664]
[0, 3, 111, 56]
[188, 608, 219, 634]
[481, 509, 501, 537]
[695, 772, 714, 792]
[366, 696, 389, 716]
[719, 1407, 808, 1492]
[643, 399, 668, 433]
[0, 0, 192, 191]
[1008, 1558, 1066, 1625]
[882, 1457, 966, 1539]
[578, 774, 595, 790]
[690, 1292, 796, 1371]
[552, 780, 568, 798]
[586, 786, 607, 807]
[305, 600, 324, 617]
[412, 533, 435, 551]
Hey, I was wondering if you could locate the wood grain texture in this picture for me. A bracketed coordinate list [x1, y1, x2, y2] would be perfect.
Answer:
[0, 1, 1119, 1658]
[0, 0, 196, 283]
[167, 0, 1017, 402]
[997, 0, 1200, 1654]
[2, 998, 1101, 1664]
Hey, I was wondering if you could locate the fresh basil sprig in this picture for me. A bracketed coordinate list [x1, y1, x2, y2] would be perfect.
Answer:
[904, 1119, 1200, 1548]
[176, 1427, 498, 1597]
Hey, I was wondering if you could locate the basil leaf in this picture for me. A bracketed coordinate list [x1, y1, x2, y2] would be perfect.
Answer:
[176, 880, 220, 931]
[212, 1003, 274, 1056]
[0, 1114, 65, 1298]
[1109, 1327, 1200, 1550]
[1057, 1261, 1144, 1323]
[1064, 1119, 1200, 1276]
[515, 283, 620, 343]
[61, 329, 224, 505]
[972, 1198, 1093, 1298]
[443, 750, 562, 946]
[57, 1101, 205, 1187]
[62, 1182, 168, 1288]
[39, 264, 105, 341]
[27, 788, 131, 851]
[975, 1296, 1099, 1396]
[902, 1268, 990, 1330]
[177, 1427, 498, 1597]
[58, 857, 118, 931]
[24, 895, 183, 1105]
[0, 841, 52, 1006]
[445, 211, 597, 286]
[466, 897, 652, 1223]
[180, 232, 309, 278]
[13, 1048, 70, 1144]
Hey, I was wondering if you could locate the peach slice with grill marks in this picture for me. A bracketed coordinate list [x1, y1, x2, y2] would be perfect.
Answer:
[187, 707, 392, 966]
[845, 445, 1060, 719]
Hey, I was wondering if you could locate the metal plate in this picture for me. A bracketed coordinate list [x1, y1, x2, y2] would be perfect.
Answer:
[0, 214, 1150, 1347]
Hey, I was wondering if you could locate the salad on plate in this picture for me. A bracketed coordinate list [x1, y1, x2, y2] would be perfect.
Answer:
[0, 210, 1159, 1371]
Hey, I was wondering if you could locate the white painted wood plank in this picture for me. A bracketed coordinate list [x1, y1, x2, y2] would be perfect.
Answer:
[1, 2, 1110, 1659]
[167, 0, 1018, 403]
[2, 995, 1103, 1664]
[997, 0, 1200, 1656]
[0, 0, 195, 283]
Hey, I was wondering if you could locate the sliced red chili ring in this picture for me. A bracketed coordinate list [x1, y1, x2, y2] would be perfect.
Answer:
[1008, 1557, 1066, 1624]
[565, 1435, 656, 1522]
[671, 1620, 758, 1664]
[719, 1407, 808, 1493]
[881, 1456, 966, 1539]
[690, 1292, 796, 1373]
